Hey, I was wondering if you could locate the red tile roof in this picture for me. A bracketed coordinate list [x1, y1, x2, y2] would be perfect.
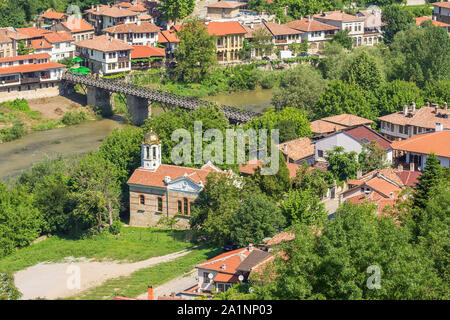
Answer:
[321, 114, 374, 127]
[206, 21, 246, 36]
[277, 137, 314, 162]
[17, 27, 52, 38]
[396, 170, 421, 187]
[74, 35, 134, 52]
[158, 30, 180, 43]
[284, 19, 339, 32]
[131, 45, 165, 59]
[345, 125, 392, 151]
[103, 21, 160, 33]
[314, 10, 364, 22]
[262, 21, 303, 36]
[432, 1, 450, 9]
[415, 16, 450, 27]
[0, 53, 50, 63]
[30, 39, 53, 50]
[378, 106, 450, 130]
[0, 61, 65, 75]
[42, 11, 67, 20]
[238, 159, 303, 179]
[61, 19, 95, 33]
[43, 32, 74, 43]
[207, 1, 246, 9]
[391, 130, 450, 158]
[85, 5, 138, 17]
[127, 163, 221, 188]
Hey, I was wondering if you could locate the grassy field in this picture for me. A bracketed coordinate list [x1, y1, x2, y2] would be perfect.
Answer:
[69, 245, 221, 300]
[0, 227, 198, 274]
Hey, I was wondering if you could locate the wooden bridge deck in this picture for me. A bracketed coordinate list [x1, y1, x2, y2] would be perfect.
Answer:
[62, 73, 261, 123]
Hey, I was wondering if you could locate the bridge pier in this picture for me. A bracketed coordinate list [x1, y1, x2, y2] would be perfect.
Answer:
[126, 94, 149, 126]
[87, 86, 113, 117]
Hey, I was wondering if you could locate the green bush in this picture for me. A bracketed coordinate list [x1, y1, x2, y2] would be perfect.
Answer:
[0, 273, 21, 300]
[61, 110, 88, 126]
[110, 221, 122, 235]
[0, 120, 26, 142]
[0, 98, 30, 112]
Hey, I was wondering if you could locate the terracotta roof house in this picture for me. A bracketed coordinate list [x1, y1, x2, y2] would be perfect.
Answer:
[238, 158, 303, 179]
[284, 18, 338, 51]
[158, 29, 180, 58]
[314, 125, 393, 164]
[378, 102, 450, 141]
[344, 167, 421, 216]
[0, 53, 65, 103]
[51, 19, 95, 42]
[41, 9, 68, 25]
[245, 21, 303, 53]
[313, 10, 366, 47]
[206, 1, 245, 19]
[310, 114, 373, 136]
[74, 35, 134, 74]
[415, 16, 450, 32]
[205, 21, 247, 62]
[277, 137, 315, 165]
[85, 4, 139, 33]
[131, 45, 166, 70]
[391, 129, 450, 170]
[103, 21, 160, 47]
[127, 130, 229, 228]
[17, 27, 52, 39]
[432, 1, 450, 24]
[181, 245, 273, 298]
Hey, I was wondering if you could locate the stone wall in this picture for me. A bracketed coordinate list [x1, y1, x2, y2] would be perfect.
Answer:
[0, 81, 61, 103]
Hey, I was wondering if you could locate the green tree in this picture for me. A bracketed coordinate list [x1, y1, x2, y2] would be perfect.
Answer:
[374, 80, 424, 116]
[326, 146, 360, 182]
[388, 23, 450, 87]
[423, 80, 450, 106]
[158, 0, 195, 23]
[252, 153, 291, 200]
[17, 40, 34, 55]
[292, 165, 333, 199]
[330, 29, 353, 50]
[70, 153, 121, 231]
[412, 153, 443, 209]
[276, 119, 298, 143]
[0, 182, 42, 258]
[229, 194, 285, 247]
[345, 50, 384, 91]
[0, 273, 22, 300]
[382, 4, 414, 44]
[173, 19, 217, 83]
[272, 64, 327, 117]
[318, 41, 351, 80]
[245, 107, 312, 138]
[251, 27, 274, 57]
[359, 141, 388, 174]
[314, 80, 377, 120]
[280, 188, 328, 226]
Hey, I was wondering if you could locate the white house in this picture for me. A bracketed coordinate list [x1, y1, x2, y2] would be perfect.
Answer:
[313, 10, 365, 47]
[85, 4, 138, 34]
[314, 125, 393, 164]
[103, 21, 160, 47]
[74, 35, 134, 75]
[432, 1, 450, 24]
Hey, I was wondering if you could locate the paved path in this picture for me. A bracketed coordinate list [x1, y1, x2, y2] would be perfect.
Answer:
[136, 269, 198, 300]
[14, 249, 191, 300]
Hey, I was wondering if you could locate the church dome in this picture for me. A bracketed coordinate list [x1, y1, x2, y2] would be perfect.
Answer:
[143, 130, 160, 145]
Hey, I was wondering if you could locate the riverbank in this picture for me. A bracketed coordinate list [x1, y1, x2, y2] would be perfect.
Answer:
[0, 95, 97, 143]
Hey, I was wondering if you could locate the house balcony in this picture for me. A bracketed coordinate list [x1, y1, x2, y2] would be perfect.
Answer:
[275, 39, 287, 44]
[0, 78, 20, 86]
[118, 56, 129, 62]
[325, 34, 334, 38]
[21, 77, 40, 84]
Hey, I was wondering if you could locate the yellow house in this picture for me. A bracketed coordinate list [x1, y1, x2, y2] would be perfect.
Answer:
[205, 21, 247, 62]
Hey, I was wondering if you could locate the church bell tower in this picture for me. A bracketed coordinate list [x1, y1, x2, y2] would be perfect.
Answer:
[142, 130, 161, 171]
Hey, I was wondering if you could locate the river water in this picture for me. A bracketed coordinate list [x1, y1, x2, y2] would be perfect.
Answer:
[0, 89, 273, 180]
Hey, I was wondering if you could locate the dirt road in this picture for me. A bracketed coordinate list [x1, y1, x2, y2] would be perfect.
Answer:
[14, 249, 190, 300]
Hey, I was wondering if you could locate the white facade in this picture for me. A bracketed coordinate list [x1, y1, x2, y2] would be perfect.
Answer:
[314, 132, 392, 164]
[77, 47, 132, 74]
[109, 30, 158, 47]
[49, 41, 75, 61]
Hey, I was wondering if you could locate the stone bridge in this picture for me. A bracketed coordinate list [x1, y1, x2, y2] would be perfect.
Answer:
[61, 72, 261, 125]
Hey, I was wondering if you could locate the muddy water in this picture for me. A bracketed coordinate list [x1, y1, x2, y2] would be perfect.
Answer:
[204, 88, 274, 113]
[0, 119, 124, 181]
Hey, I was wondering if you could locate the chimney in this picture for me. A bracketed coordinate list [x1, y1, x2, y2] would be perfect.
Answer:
[410, 162, 415, 172]
[136, 20, 141, 26]
[390, 192, 394, 199]
[426, 101, 430, 108]
[432, 103, 439, 113]
[91, 3, 94, 10]
[248, 243, 254, 252]
[148, 285, 154, 300]
[435, 122, 443, 132]
[250, 23, 254, 30]
[403, 105, 408, 116]
[357, 169, 362, 179]
[397, 164, 403, 172]
[444, 102, 448, 111]
[221, 264, 226, 270]
[283, 144, 287, 152]
[410, 102, 416, 112]
[164, 176, 171, 184]
[96, 4, 99, 12]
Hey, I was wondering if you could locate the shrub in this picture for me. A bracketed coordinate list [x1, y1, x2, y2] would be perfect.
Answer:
[61, 110, 88, 126]
[0, 273, 22, 300]
[0, 98, 30, 112]
[0, 120, 26, 142]
[110, 221, 122, 235]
